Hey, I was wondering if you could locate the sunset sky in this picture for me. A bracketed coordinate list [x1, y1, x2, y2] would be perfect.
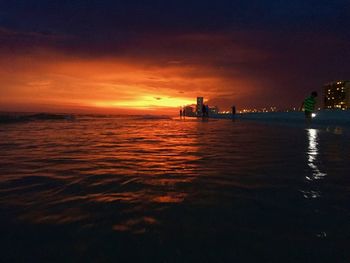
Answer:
[1, 1, 349, 114]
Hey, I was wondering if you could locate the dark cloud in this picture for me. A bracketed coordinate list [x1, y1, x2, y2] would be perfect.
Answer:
[1, 1, 349, 35]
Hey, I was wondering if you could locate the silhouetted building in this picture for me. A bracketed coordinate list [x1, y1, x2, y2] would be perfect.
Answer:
[196, 97, 203, 115]
[183, 106, 194, 116]
[324, 81, 350, 109]
[208, 106, 219, 115]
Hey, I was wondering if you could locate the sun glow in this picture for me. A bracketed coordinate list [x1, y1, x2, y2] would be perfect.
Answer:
[0, 49, 253, 114]
[92, 96, 194, 109]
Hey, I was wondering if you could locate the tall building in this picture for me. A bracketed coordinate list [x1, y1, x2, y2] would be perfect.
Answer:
[196, 97, 203, 115]
[324, 81, 350, 110]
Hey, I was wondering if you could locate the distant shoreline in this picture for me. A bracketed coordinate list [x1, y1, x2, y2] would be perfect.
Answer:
[183, 110, 350, 126]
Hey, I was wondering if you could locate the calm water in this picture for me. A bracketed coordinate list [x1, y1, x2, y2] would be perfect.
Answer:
[0, 115, 349, 262]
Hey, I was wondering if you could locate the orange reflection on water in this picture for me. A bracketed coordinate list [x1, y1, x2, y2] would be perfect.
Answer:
[152, 193, 186, 203]
[18, 208, 88, 225]
[3, 118, 203, 231]
[113, 216, 159, 234]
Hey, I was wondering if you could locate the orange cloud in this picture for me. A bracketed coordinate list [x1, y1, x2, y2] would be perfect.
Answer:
[0, 48, 257, 114]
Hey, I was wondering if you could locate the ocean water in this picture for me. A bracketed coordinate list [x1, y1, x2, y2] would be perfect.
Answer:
[0, 115, 349, 262]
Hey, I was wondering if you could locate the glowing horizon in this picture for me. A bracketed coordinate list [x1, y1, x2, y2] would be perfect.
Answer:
[1, 22, 348, 113]
[0, 47, 257, 114]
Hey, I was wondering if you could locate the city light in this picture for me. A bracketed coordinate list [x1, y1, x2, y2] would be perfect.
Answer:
[324, 81, 350, 110]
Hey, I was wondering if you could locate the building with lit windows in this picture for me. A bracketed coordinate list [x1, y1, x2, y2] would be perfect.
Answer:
[208, 106, 219, 115]
[196, 97, 203, 115]
[324, 81, 350, 110]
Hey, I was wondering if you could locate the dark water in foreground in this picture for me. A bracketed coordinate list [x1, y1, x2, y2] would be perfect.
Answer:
[0, 115, 349, 262]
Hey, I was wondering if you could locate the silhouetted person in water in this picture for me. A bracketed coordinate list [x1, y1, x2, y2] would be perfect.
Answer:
[301, 91, 318, 121]
[205, 105, 209, 117]
[202, 104, 207, 118]
[179, 109, 183, 118]
[232, 105, 236, 120]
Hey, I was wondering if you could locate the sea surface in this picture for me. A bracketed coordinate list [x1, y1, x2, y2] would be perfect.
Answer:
[0, 114, 349, 262]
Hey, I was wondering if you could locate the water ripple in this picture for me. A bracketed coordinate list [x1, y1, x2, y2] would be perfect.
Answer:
[0, 116, 350, 262]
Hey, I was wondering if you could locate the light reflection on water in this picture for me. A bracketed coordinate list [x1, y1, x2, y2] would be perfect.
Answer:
[0, 116, 350, 262]
[306, 128, 327, 181]
[0, 117, 204, 227]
